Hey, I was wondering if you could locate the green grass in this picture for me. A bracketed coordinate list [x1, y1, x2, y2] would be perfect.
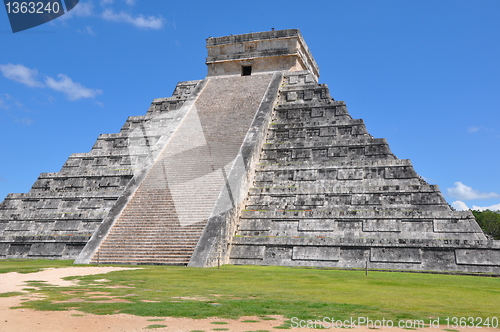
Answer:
[0, 259, 74, 274]
[145, 324, 167, 329]
[1, 261, 499, 324]
[0, 292, 24, 297]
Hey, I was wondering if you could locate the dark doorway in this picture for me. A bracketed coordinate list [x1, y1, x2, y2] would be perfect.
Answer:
[242, 66, 252, 76]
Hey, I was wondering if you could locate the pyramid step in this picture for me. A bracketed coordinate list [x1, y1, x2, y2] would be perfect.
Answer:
[99, 246, 195, 250]
[94, 253, 192, 258]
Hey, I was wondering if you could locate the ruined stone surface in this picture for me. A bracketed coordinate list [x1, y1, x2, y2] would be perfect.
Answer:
[1, 29, 499, 272]
[77, 73, 278, 265]
[228, 70, 500, 273]
[0, 80, 201, 259]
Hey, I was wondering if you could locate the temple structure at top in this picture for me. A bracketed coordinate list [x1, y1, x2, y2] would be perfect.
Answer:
[206, 29, 319, 80]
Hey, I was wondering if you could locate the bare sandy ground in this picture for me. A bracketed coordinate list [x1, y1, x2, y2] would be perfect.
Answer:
[0, 267, 497, 332]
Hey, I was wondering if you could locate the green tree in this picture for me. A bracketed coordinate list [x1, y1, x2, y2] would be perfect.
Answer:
[472, 210, 500, 240]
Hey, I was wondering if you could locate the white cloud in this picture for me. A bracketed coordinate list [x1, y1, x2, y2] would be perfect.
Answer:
[78, 25, 96, 35]
[0, 94, 33, 124]
[447, 182, 499, 200]
[45, 74, 102, 100]
[0, 64, 44, 88]
[16, 118, 34, 125]
[1, 64, 101, 101]
[0, 98, 8, 110]
[451, 201, 470, 211]
[60, 1, 161, 31]
[102, 9, 164, 29]
[1, 94, 24, 109]
[468, 126, 480, 133]
[62, 1, 93, 19]
[471, 203, 500, 211]
[101, 0, 137, 6]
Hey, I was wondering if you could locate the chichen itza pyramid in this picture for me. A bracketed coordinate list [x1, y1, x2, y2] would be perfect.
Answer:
[1, 29, 499, 273]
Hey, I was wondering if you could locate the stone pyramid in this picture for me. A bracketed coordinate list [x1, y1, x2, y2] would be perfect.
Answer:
[1, 29, 498, 273]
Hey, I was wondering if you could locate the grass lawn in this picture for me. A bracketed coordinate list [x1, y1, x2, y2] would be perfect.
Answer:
[1, 260, 499, 325]
[0, 258, 75, 274]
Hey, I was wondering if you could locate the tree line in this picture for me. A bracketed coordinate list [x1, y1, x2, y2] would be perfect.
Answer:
[472, 210, 500, 240]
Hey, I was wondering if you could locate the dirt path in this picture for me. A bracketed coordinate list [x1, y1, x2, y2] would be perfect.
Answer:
[0, 267, 497, 332]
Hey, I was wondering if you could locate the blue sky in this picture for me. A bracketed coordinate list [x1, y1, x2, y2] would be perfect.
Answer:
[0, 0, 499, 211]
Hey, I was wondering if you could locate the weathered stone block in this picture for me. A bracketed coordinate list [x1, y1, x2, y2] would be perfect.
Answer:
[352, 124, 368, 135]
[324, 195, 351, 205]
[288, 128, 305, 138]
[365, 144, 390, 156]
[318, 168, 337, 180]
[411, 193, 445, 205]
[434, 220, 482, 233]
[401, 220, 434, 234]
[53, 220, 81, 231]
[363, 220, 402, 232]
[287, 109, 300, 118]
[265, 246, 293, 261]
[298, 219, 336, 231]
[319, 126, 337, 137]
[328, 147, 347, 157]
[337, 221, 363, 231]
[238, 220, 271, 231]
[274, 170, 294, 181]
[276, 149, 291, 160]
[310, 108, 324, 118]
[292, 149, 312, 159]
[338, 126, 352, 135]
[63, 244, 86, 258]
[0, 243, 9, 255]
[385, 166, 416, 179]
[8, 244, 31, 256]
[271, 130, 289, 140]
[293, 169, 317, 181]
[230, 245, 265, 259]
[29, 243, 66, 256]
[5, 222, 32, 231]
[382, 194, 411, 205]
[305, 128, 320, 137]
[292, 246, 340, 261]
[63, 158, 81, 168]
[370, 248, 422, 263]
[312, 148, 328, 159]
[348, 147, 365, 158]
[455, 249, 500, 266]
[337, 169, 364, 180]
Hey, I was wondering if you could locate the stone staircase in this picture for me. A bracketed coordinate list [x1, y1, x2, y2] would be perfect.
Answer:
[91, 180, 206, 265]
[89, 74, 275, 265]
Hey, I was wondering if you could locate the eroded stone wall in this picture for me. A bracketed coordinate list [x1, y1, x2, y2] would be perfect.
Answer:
[0, 80, 201, 259]
[229, 71, 500, 273]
